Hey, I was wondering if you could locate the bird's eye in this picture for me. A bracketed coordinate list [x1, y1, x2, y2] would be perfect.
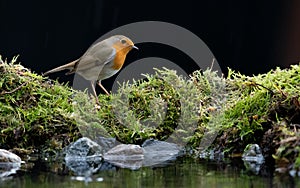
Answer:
[120, 39, 127, 44]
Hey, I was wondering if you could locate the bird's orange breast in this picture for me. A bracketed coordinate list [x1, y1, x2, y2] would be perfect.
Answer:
[112, 44, 132, 70]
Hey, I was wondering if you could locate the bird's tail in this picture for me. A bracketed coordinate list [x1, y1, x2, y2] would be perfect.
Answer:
[43, 59, 79, 76]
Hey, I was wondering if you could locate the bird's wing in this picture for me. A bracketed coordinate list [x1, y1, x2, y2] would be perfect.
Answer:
[68, 43, 116, 74]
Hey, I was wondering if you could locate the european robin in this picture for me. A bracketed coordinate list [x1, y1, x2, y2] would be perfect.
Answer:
[43, 35, 138, 103]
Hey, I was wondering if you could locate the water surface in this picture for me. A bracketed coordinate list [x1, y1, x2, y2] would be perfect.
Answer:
[0, 158, 299, 188]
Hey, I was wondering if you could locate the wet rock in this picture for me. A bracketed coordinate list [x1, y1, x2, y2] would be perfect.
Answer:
[198, 149, 215, 160]
[242, 144, 264, 160]
[65, 137, 103, 176]
[65, 137, 103, 158]
[65, 138, 185, 171]
[0, 149, 21, 163]
[0, 149, 22, 178]
[0, 163, 21, 179]
[98, 161, 117, 171]
[94, 136, 117, 153]
[289, 169, 297, 177]
[142, 139, 184, 167]
[65, 156, 102, 177]
[103, 144, 144, 170]
[242, 144, 265, 174]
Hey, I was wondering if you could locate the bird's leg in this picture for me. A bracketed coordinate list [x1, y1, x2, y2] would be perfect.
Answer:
[97, 81, 110, 95]
[90, 81, 99, 104]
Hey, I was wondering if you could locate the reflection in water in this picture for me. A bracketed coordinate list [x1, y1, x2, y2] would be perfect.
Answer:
[0, 159, 299, 188]
[0, 162, 21, 180]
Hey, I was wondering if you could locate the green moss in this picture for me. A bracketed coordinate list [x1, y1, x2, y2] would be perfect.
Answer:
[1, 55, 300, 172]
[76, 68, 210, 145]
[212, 64, 300, 171]
[0, 56, 80, 152]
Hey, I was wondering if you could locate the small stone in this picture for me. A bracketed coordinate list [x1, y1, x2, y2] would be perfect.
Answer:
[242, 144, 264, 162]
[65, 137, 103, 159]
[242, 144, 265, 175]
[289, 169, 296, 177]
[0, 149, 21, 163]
[94, 136, 117, 153]
[142, 139, 184, 167]
[104, 144, 143, 170]
[0, 149, 22, 178]
[64, 137, 103, 176]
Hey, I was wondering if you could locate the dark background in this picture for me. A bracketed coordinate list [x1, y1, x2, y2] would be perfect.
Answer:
[0, 0, 299, 90]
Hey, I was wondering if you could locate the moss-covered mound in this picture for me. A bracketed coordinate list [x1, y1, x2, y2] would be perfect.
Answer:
[0, 56, 80, 153]
[217, 65, 300, 172]
[0, 55, 299, 173]
[75, 68, 214, 145]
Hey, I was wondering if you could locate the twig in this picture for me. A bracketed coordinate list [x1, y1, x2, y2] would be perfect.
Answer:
[279, 136, 298, 144]
[0, 81, 29, 95]
[210, 58, 215, 70]
[255, 83, 274, 94]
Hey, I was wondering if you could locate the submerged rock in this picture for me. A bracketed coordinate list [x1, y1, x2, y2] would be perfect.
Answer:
[64, 137, 103, 176]
[242, 144, 265, 174]
[65, 156, 102, 177]
[142, 139, 184, 167]
[0, 149, 22, 178]
[103, 144, 144, 170]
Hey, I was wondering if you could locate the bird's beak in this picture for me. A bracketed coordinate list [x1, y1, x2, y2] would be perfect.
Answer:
[132, 45, 139, 50]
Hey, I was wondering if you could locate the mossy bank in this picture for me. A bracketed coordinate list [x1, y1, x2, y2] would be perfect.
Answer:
[0, 56, 299, 173]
